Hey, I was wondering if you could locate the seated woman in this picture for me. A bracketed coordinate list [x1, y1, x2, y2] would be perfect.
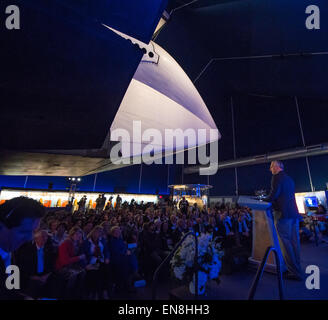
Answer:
[51, 222, 68, 249]
[48, 219, 58, 237]
[55, 227, 86, 299]
[82, 226, 110, 299]
[107, 226, 138, 291]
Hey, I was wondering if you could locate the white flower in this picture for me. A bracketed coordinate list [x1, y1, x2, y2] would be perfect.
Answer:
[171, 233, 223, 283]
[189, 271, 208, 295]
[173, 266, 186, 280]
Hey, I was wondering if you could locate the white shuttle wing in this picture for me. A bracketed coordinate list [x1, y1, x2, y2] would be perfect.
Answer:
[106, 26, 220, 160]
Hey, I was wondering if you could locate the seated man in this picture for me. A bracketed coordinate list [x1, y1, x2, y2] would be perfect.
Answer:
[237, 214, 251, 249]
[141, 222, 165, 271]
[222, 213, 237, 248]
[14, 229, 56, 298]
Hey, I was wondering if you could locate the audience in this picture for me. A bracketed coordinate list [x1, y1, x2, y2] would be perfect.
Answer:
[5, 194, 328, 301]
[5, 197, 255, 299]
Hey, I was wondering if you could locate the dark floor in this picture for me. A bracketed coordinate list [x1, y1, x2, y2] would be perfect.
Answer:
[113, 240, 328, 300]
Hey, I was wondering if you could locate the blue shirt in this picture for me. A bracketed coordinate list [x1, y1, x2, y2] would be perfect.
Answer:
[238, 220, 249, 233]
[224, 217, 232, 235]
[37, 247, 44, 274]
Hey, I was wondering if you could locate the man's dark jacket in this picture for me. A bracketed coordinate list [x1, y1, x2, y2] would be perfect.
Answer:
[13, 240, 56, 290]
[264, 171, 300, 219]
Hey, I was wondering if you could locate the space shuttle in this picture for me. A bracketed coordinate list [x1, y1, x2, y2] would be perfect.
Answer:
[0, 1, 219, 176]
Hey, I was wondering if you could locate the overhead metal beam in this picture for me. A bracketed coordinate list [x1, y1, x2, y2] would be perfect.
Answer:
[184, 143, 328, 174]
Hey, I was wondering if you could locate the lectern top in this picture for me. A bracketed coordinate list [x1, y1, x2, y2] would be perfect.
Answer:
[237, 196, 272, 210]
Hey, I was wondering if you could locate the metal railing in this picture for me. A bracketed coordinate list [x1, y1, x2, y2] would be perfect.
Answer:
[248, 246, 285, 300]
[152, 231, 199, 300]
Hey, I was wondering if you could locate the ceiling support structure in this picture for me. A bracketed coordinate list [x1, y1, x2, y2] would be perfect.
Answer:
[231, 96, 239, 196]
[294, 96, 314, 192]
[185, 143, 328, 174]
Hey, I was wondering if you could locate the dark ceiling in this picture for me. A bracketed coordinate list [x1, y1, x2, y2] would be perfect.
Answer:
[157, 0, 328, 161]
[0, 0, 167, 150]
[162, 0, 328, 99]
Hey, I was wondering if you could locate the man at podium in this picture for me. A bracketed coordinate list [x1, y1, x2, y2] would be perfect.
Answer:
[264, 161, 304, 280]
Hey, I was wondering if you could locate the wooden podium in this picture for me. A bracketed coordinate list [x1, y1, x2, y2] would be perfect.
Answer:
[237, 196, 286, 273]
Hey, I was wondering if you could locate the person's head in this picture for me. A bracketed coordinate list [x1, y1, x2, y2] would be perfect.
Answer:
[170, 215, 177, 225]
[101, 220, 109, 228]
[110, 226, 121, 239]
[127, 231, 138, 244]
[109, 217, 118, 226]
[75, 220, 82, 227]
[0, 197, 45, 252]
[68, 227, 83, 243]
[57, 222, 67, 235]
[160, 221, 169, 233]
[270, 161, 284, 175]
[154, 219, 161, 231]
[34, 229, 49, 249]
[209, 216, 216, 226]
[143, 221, 153, 233]
[83, 222, 93, 234]
[177, 219, 186, 230]
[187, 219, 193, 228]
[88, 226, 103, 242]
[48, 219, 58, 233]
[317, 204, 327, 214]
